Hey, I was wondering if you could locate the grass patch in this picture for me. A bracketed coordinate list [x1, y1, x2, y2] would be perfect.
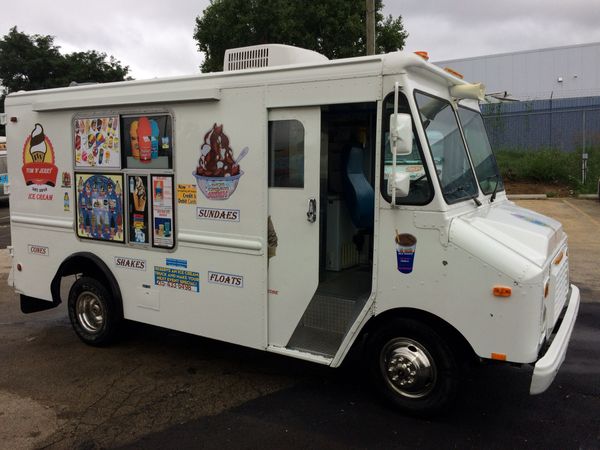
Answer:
[495, 147, 600, 194]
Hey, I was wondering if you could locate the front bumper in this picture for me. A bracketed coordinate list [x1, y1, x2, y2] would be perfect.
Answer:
[530, 284, 580, 395]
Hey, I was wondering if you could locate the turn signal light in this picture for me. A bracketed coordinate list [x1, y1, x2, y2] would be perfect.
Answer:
[491, 353, 507, 361]
[444, 67, 464, 79]
[553, 251, 564, 265]
[544, 281, 550, 298]
[493, 286, 512, 297]
[414, 51, 429, 61]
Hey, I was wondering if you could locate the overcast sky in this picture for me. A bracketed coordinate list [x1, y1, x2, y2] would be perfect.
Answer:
[2, 0, 600, 80]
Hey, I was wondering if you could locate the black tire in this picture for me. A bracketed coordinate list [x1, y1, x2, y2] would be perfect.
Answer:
[367, 318, 460, 416]
[68, 276, 122, 346]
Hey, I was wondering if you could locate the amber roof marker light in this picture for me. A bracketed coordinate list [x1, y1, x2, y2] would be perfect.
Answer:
[414, 51, 429, 61]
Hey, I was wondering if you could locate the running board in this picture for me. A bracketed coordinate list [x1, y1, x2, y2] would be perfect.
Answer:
[266, 345, 333, 365]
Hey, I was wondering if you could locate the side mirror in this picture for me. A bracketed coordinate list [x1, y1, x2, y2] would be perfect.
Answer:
[387, 171, 410, 198]
[390, 113, 413, 156]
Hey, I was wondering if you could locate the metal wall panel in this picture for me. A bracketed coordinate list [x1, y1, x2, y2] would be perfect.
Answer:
[436, 42, 600, 100]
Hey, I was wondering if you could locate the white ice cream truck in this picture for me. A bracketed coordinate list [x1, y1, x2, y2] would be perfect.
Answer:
[3, 44, 579, 415]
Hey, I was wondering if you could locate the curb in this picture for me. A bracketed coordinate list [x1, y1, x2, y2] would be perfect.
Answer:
[508, 194, 548, 200]
[577, 194, 599, 200]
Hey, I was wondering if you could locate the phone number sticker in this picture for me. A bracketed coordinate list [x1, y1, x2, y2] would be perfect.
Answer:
[154, 266, 200, 293]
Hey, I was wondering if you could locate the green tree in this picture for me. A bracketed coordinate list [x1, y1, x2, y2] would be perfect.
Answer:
[194, 0, 408, 73]
[0, 27, 130, 134]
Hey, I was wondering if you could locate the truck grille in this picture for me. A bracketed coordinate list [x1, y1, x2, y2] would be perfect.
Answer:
[551, 247, 569, 325]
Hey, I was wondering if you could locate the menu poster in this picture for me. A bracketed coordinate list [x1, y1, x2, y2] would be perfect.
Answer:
[121, 114, 173, 170]
[74, 116, 121, 169]
[151, 175, 174, 249]
[75, 173, 124, 243]
[128, 175, 149, 244]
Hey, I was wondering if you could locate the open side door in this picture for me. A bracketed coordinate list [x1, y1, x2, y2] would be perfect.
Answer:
[267, 107, 321, 348]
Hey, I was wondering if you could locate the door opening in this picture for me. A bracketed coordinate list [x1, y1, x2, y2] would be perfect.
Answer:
[287, 102, 377, 357]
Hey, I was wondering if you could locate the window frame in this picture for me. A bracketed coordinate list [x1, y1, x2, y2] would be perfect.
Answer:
[268, 119, 306, 189]
[150, 174, 176, 250]
[379, 91, 435, 207]
[126, 173, 151, 247]
[120, 113, 174, 171]
[413, 89, 480, 206]
[456, 104, 505, 196]
[71, 110, 177, 251]
[74, 172, 126, 245]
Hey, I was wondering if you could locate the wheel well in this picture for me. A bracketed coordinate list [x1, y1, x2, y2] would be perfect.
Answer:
[51, 252, 123, 317]
[359, 308, 478, 364]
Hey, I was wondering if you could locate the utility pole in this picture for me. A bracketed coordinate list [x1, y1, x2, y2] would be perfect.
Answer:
[366, 0, 375, 55]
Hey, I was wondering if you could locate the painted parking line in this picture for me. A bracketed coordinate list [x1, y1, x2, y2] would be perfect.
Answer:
[562, 199, 600, 229]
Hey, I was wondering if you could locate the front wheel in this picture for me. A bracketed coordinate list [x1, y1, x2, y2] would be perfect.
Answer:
[367, 318, 460, 416]
[68, 276, 122, 346]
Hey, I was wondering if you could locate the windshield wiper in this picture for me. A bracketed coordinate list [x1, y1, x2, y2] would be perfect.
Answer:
[482, 173, 501, 203]
[445, 185, 482, 207]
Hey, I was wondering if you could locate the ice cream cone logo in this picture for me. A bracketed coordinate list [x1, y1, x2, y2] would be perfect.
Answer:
[22, 123, 58, 187]
[29, 124, 48, 162]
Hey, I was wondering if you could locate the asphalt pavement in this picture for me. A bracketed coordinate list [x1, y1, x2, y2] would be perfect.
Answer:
[122, 305, 600, 450]
[0, 201, 9, 248]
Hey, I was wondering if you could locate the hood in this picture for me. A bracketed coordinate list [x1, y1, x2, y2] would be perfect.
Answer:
[450, 201, 565, 267]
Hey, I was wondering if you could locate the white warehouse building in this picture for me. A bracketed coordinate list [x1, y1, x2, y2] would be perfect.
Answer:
[435, 42, 600, 101]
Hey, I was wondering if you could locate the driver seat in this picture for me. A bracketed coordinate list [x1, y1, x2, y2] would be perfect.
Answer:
[343, 146, 374, 230]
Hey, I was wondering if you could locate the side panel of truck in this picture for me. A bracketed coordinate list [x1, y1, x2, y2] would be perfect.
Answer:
[9, 87, 271, 349]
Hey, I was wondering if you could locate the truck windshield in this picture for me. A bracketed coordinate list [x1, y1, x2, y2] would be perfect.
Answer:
[414, 92, 478, 204]
[457, 106, 504, 195]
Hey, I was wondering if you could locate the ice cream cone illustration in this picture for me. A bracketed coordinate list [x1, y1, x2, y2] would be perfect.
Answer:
[29, 124, 48, 162]
[22, 122, 58, 187]
[133, 176, 146, 212]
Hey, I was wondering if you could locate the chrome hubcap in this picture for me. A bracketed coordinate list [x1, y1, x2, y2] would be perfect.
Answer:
[76, 292, 105, 333]
[380, 337, 436, 398]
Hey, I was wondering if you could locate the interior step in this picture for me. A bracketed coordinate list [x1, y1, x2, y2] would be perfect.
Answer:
[286, 325, 344, 358]
[302, 294, 357, 334]
[287, 292, 369, 357]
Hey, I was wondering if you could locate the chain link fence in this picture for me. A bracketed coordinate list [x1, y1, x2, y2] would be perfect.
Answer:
[481, 96, 600, 153]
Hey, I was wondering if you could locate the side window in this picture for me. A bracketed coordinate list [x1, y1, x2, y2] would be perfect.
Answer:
[268, 120, 304, 188]
[73, 112, 176, 249]
[380, 92, 433, 205]
[121, 114, 173, 169]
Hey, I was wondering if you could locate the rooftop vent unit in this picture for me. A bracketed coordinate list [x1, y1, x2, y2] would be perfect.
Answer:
[223, 44, 328, 72]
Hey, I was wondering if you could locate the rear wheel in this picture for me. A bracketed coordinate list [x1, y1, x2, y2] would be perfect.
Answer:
[68, 276, 121, 346]
[367, 318, 460, 416]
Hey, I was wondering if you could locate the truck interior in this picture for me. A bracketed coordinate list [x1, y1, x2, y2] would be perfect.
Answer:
[288, 102, 377, 356]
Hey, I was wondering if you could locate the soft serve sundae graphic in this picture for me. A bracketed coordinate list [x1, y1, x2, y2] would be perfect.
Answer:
[22, 123, 58, 199]
[193, 124, 249, 200]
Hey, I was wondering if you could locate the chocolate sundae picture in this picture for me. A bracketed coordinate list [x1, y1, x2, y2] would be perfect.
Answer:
[193, 124, 249, 200]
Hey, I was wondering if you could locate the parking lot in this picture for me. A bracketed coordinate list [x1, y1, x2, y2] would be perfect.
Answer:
[0, 199, 599, 449]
